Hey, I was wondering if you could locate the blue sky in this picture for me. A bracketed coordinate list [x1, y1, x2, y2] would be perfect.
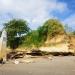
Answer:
[0, 0, 75, 30]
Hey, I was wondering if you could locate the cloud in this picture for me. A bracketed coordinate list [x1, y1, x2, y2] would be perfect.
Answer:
[63, 14, 75, 30]
[0, 0, 68, 30]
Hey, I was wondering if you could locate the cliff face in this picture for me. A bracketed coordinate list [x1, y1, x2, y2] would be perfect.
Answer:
[68, 35, 75, 51]
[39, 34, 75, 53]
[45, 34, 67, 46]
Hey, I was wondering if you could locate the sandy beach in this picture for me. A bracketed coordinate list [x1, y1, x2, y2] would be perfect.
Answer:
[0, 56, 75, 75]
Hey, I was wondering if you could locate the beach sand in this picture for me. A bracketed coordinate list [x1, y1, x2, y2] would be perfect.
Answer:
[0, 56, 75, 75]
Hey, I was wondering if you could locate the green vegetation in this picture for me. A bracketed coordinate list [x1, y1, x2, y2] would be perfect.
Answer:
[3, 18, 74, 50]
[22, 30, 41, 48]
[21, 19, 65, 48]
[4, 19, 30, 49]
[0, 31, 2, 37]
[38, 19, 65, 39]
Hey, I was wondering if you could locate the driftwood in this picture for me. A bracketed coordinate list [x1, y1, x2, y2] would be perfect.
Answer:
[7, 51, 26, 59]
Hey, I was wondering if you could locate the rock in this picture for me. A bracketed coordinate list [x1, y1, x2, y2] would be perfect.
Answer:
[14, 60, 19, 64]
[48, 57, 53, 60]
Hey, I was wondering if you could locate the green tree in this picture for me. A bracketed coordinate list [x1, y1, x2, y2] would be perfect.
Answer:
[38, 19, 65, 41]
[0, 31, 2, 37]
[23, 30, 41, 48]
[4, 19, 30, 49]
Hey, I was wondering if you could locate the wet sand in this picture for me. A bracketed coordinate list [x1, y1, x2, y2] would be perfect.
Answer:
[0, 56, 75, 75]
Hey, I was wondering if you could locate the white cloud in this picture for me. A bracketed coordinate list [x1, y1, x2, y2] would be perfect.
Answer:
[0, 0, 68, 30]
[56, 2, 68, 13]
[63, 14, 75, 30]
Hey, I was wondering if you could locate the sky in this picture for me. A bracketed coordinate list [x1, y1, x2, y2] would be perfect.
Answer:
[0, 0, 75, 30]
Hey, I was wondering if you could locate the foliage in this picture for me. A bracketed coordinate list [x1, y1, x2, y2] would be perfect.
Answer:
[3, 18, 66, 49]
[21, 19, 65, 48]
[0, 31, 2, 37]
[4, 19, 30, 49]
[38, 19, 65, 41]
[37, 26, 47, 42]
[22, 30, 42, 48]
[73, 31, 75, 35]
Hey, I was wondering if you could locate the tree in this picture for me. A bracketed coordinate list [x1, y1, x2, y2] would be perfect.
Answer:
[0, 31, 2, 37]
[23, 30, 41, 48]
[38, 19, 65, 41]
[4, 19, 30, 49]
[19, 19, 65, 48]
